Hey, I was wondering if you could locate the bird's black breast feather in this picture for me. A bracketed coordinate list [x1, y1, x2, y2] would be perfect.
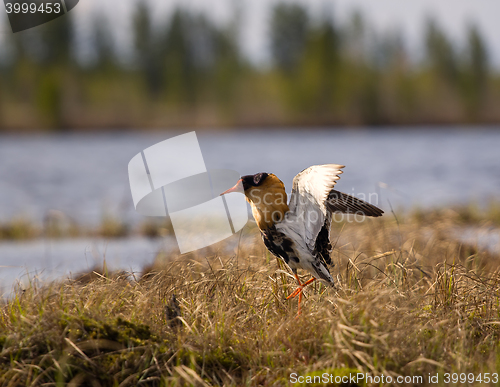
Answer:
[261, 226, 299, 265]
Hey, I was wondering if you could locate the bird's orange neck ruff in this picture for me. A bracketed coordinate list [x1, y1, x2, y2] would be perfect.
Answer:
[244, 174, 289, 230]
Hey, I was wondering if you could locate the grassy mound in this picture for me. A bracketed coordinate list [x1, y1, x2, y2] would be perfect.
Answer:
[0, 212, 499, 386]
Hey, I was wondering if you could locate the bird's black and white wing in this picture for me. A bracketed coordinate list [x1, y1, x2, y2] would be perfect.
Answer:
[287, 164, 344, 256]
[286, 164, 384, 259]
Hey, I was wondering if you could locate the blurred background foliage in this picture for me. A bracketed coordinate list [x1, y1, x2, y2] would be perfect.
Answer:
[0, 2, 498, 131]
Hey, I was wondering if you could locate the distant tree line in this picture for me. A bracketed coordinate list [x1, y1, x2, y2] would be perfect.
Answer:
[0, 2, 498, 131]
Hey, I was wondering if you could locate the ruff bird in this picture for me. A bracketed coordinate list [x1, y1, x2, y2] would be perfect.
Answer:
[221, 164, 383, 314]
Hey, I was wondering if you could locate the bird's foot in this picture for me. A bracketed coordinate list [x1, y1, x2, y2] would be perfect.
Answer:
[287, 288, 304, 316]
[287, 276, 316, 316]
[286, 276, 316, 299]
[286, 286, 303, 300]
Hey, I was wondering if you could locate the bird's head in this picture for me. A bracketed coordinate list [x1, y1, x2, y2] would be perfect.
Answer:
[220, 172, 273, 197]
[221, 172, 289, 228]
[221, 172, 287, 207]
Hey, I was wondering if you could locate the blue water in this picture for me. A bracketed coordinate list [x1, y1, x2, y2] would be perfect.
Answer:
[0, 128, 499, 225]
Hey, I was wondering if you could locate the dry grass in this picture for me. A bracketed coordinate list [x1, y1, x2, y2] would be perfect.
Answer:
[1, 212, 500, 386]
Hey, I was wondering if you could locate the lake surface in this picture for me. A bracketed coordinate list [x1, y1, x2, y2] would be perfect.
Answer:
[0, 237, 168, 294]
[1, 128, 499, 224]
[0, 128, 499, 295]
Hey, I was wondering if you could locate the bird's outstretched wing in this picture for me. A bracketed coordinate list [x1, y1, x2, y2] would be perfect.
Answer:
[288, 164, 345, 254]
[288, 164, 383, 257]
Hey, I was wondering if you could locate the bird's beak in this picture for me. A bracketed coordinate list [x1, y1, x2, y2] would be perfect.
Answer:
[220, 179, 243, 195]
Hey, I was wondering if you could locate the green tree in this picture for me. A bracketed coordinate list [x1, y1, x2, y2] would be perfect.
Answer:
[294, 17, 341, 119]
[162, 10, 198, 106]
[91, 14, 116, 71]
[270, 4, 309, 74]
[34, 15, 75, 129]
[211, 21, 242, 113]
[462, 24, 489, 119]
[467, 26, 488, 86]
[38, 13, 74, 66]
[133, 1, 164, 99]
[424, 18, 458, 86]
[343, 11, 367, 63]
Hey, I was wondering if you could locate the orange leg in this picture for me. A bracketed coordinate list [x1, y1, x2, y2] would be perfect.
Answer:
[286, 274, 316, 315]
